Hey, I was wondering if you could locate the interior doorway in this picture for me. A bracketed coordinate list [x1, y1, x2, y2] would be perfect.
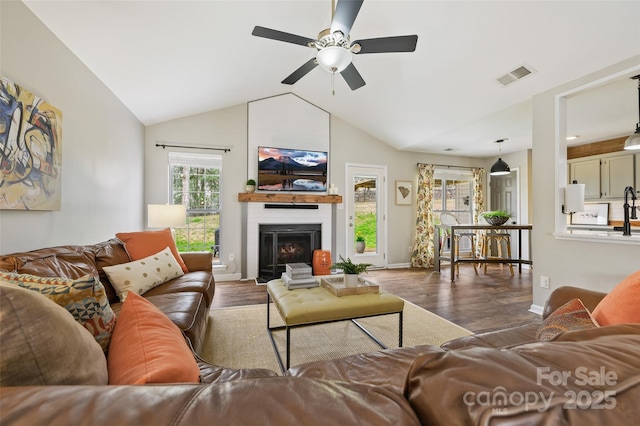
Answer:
[490, 168, 519, 223]
[490, 168, 521, 258]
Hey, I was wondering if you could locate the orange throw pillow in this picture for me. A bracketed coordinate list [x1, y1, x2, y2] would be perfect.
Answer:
[107, 292, 200, 385]
[116, 228, 188, 273]
[591, 270, 640, 326]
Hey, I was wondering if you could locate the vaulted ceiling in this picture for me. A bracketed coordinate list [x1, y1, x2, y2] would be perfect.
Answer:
[23, 1, 640, 157]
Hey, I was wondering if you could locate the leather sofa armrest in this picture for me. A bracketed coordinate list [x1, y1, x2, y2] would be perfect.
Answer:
[188, 340, 279, 383]
[285, 344, 437, 395]
[180, 252, 212, 272]
[542, 286, 606, 319]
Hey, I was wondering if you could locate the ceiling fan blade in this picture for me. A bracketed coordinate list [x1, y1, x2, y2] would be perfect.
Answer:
[331, 0, 364, 38]
[252, 26, 316, 47]
[353, 35, 418, 54]
[340, 62, 366, 90]
[282, 58, 319, 85]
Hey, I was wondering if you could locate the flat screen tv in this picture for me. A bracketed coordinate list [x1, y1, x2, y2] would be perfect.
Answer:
[257, 146, 328, 192]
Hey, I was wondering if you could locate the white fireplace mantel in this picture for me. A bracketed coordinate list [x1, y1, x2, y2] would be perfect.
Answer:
[242, 201, 334, 280]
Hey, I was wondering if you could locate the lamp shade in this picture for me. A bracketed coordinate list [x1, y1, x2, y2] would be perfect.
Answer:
[490, 158, 511, 176]
[624, 130, 640, 150]
[316, 46, 352, 73]
[148, 204, 186, 228]
[565, 182, 585, 213]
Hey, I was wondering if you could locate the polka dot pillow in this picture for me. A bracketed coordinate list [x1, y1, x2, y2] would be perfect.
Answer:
[103, 246, 184, 301]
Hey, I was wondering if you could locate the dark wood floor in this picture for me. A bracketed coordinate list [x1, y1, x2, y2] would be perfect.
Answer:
[211, 265, 541, 334]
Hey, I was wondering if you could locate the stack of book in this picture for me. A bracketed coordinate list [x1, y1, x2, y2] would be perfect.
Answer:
[282, 263, 317, 290]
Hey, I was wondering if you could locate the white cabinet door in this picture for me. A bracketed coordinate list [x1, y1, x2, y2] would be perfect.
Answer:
[600, 154, 634, 198]
[570, 159, 601, 199]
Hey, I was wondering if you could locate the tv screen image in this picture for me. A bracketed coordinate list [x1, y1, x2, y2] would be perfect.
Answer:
[257, 147, 328, 192]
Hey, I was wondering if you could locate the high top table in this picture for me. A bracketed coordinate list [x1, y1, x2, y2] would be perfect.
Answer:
[266, 278, 404, 373]
[435, 224, 533, 282]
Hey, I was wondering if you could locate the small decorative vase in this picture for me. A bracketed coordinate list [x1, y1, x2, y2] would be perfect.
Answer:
[355, 241, 365, 254]
[344, 273, 359, 287]
[313, 250, 332, 276]
[245, 185, 256, 193]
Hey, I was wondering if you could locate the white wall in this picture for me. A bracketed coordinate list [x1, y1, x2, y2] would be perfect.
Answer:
[144, 100, 487, 278]
[144, 104, 248, 278]
[330, 115, 485, 266]
[247, 93, 330, 183]
[531, 55, 640, 309]
[0, 1, 144, 253]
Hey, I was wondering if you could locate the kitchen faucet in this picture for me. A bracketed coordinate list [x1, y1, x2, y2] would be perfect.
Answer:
[613, 186, 638, 236]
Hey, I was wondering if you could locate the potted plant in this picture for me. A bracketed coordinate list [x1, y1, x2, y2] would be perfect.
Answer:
[481, 210, 511, 226]
[330, 255, 372, 287]
[355, 234, 366, 253]
[245, 179, 256, 193]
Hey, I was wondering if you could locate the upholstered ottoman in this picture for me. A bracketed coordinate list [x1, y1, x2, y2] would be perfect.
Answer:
[266, 278, 404, 371]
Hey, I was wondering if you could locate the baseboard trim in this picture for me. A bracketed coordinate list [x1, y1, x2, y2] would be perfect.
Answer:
[529, 304, 544, 316]
[387, 263, 411, 269]
[214, 272, 242, 282]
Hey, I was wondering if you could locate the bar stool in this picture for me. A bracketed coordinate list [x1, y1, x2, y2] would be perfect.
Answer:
[440, 213, 477, 275]
[479, 217, 514, 276]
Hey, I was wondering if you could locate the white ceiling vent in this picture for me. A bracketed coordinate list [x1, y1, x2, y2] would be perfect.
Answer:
[497, 65, 535, 86]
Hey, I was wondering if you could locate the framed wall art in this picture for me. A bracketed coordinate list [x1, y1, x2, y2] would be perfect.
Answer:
[570, 203, 609, 225]
[395, 180, 413, 205]
[1, 75, 63, 210]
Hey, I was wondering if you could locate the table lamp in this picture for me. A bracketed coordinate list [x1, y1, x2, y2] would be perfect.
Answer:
[147, 204, 187, 239]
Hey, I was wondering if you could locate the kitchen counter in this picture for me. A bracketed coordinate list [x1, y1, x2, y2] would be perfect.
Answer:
[556, 229, 640, 245]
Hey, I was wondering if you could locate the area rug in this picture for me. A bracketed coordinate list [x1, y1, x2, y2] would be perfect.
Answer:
[200, 300, 472, 373]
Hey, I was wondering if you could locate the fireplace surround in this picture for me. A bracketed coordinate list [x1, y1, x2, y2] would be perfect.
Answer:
[243, 201, 334, 280]
[258, 224, 321, 282]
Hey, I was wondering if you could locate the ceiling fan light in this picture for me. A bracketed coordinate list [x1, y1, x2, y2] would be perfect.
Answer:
[490, 158, 511, 176]
[316, 46, 352, 73]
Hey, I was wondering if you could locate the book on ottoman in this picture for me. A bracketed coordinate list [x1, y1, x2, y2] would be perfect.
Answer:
[281, 273, 317, 289]
[285, 263, 312, 279]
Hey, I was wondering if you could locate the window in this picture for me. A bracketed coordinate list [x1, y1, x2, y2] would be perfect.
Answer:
[433, 170, 474, 250]
[168, 152, 221, 263]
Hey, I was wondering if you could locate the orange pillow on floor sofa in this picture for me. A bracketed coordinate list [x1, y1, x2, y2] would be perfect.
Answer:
[591, 270, 640, 326]
[107, 291, 200, 385]
[116, 228, 188, 273]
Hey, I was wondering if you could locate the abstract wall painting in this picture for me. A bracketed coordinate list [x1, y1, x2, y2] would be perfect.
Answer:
[0, 75, 62, 210]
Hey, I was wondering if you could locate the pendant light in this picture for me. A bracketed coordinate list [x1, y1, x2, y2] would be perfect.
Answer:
[490, 139, 511, 176]
[624, 74, 640, 151]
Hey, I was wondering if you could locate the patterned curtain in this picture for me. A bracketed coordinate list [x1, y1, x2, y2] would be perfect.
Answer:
[472, 168, 485, 221]
[411, 164, 435, 268]
[472, 168, 485, 256]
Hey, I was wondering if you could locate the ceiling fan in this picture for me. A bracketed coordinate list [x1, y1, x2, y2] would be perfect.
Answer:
[252, 0, 418, 92]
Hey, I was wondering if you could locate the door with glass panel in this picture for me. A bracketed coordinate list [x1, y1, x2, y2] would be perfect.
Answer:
[433, 171, 474, 253]
[346, 164, 386, 268]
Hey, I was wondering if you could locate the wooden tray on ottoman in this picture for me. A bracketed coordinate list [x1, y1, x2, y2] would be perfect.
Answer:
[320, 276, 379, 296]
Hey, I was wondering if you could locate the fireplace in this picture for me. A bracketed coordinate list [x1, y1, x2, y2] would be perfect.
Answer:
[258, 223, 321, 282]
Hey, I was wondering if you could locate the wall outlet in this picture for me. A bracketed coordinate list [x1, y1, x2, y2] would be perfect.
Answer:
[228, 253, 235, 262]
[408, 245, 413, 253]
[540, 275, 550, 288]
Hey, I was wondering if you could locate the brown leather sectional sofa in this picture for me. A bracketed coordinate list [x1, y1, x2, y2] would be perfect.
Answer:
[1, 240, 638, 425]
[0, 239, 277, 384]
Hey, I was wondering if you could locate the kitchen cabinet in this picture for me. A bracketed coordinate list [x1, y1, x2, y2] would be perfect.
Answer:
[569, 158, 601, 200]
[569, 152, 635, 200]
[600, 153, 635, 198]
